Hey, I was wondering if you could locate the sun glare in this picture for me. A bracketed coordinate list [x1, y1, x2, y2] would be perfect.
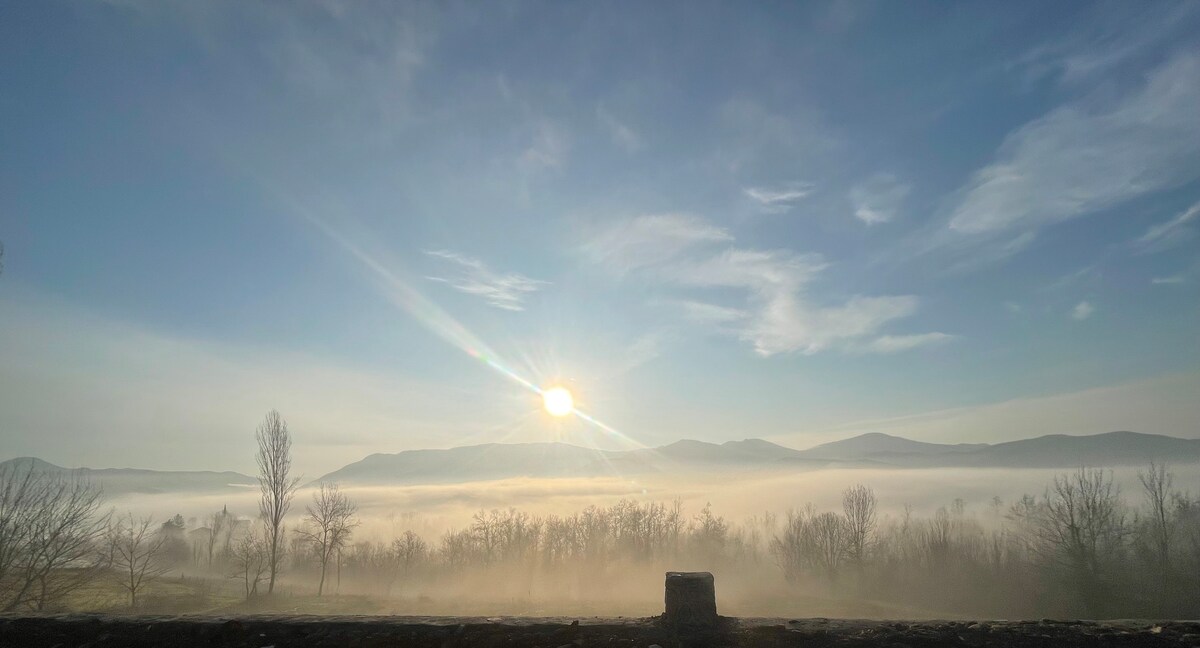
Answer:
[542, 387, 574, 417]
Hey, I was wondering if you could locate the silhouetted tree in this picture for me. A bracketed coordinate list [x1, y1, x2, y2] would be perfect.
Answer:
[811, 511, 849, 582]
[204, 508, 232, 568]
[690, 503, 728, 564]
[1139, 463, 1174, 590]
[392, 530, 427, 593]
[1012, 468, 1127, 616]
[229, 522, 269, 600]
[158, 514, 190, 566]
[107, 514, 171, 608]
[0, 460, 107, 611]
[297, 482, 358, 596]
[255, 409, 300, 594]
[842, 484, 877, 566]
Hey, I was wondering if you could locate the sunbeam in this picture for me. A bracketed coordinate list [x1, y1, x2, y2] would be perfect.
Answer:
[306, 215, 644, 449]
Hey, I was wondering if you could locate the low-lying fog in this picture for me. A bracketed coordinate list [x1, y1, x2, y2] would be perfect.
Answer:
[77, 463, 1200, 619]
[108, 464, 1200, 539]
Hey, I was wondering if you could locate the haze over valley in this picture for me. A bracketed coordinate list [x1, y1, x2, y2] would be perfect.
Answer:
[3, 0, 1200, 626]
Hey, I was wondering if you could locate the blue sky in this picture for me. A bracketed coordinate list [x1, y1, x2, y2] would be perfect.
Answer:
[1, 1, 1198, 475]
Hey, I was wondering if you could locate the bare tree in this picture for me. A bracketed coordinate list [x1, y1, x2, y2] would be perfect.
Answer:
[842, 484, 877, 566]
[255, 409, 300, 594]
[390, 530, 427, 595]
[229, 522, 269, 600]
[769, 505, 846, 584]
[810, 511, 849, 582]
[689, 503, 729, 564]
[107, 514, 171, 608]
[296, 482, 358, 596]
[771, 506, 816, 584]
[1139, 462, 1175, 606]
[204, 507, 233, 569]
[0, 460, 107, 611]
[1015, 468, 1127, 616]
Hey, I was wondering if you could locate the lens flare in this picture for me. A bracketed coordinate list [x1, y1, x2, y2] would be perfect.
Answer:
[542, 387, 574, 417]
[305, 215, 641, 448]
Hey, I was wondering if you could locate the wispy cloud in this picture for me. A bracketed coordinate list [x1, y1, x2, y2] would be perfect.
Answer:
[585, 215, 940, 357]
[583, 213, 732, 275]
[735, 290, 920, 357]
[426, 250, 547, 311]
[860, 332, 954, 354]
[118, 2, 435, 143]
[1012, 3, 1199, 87]
[1135, 199, 1200, 252]
[518, 121, 568, 170]
[1151, 275, 1185, 285]
[677, 300, 749, 326]
[849, 174, 909, 224]
[743, 182, 814, 214]
[947, 52, 1200, 237]
[713, 98, 837, 175]
[1041, 265, 1100, 292]
[596, 105, 642, 153]
[1071, 301, 1095, 321]
[939, 231, 1038, 273]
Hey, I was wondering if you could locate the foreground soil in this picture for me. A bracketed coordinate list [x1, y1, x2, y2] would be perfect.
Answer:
[2, 614, 1198, 648]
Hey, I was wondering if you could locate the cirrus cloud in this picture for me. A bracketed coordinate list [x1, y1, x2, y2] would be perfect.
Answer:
[581, 213, 732, 275]
[947, 52, 1200, 237]
[743, 182, 815, 214]
[1135, 199, 1200, 253]
[850, 173, 909, 225]
[585, 214, 944, 357]
[426, 250, 547, 311]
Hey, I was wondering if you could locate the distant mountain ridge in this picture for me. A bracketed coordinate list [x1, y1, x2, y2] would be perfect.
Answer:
[315, 430, 1200, 485]
[797, 432, 989, 460]
[6, 431, 1199, 492]
[0, 457, 257, 496]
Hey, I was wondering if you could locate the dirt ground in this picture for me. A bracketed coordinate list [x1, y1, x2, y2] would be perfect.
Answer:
[2, 614, 1199, 648]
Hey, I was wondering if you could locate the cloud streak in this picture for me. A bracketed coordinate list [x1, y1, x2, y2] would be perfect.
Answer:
[743, 182, 814, 213]
[861, 332, 954, 354]
[586, 215, 942, 356]
[582, 213, 732, 275]
[850, 174, 909, 224]
[947, 52, 1200, 237]
[518, 121, 568, 171]
[1135, 199, 1200, 252]
[596, 106, 643, 153]
[426, 250, 547, 311]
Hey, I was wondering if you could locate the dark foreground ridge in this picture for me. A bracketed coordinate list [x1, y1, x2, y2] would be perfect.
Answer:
[3, 614, 1199, 648]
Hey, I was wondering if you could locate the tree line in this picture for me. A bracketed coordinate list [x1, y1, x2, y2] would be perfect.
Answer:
[0, 410, 350, 608]
[2, 409, 1199, 618]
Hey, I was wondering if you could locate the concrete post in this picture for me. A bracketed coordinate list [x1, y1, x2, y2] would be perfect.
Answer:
[663, 571, 717, 632]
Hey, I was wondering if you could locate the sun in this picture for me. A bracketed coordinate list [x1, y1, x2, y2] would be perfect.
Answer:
[542, 386, 575, 417]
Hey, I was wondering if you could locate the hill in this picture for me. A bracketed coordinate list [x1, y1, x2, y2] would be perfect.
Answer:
[794, 432, 987, 461]
[7, 430, 1198, 491]
[314, 430, 1200, 485]
[0, 457, 257, 496]
[963, 430, 1200, 468]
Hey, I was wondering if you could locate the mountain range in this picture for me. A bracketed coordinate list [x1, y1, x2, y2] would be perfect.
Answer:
[0, 456, 257, 496]
[316, 430, 1200, 485]
[4, 431, 1198, 494]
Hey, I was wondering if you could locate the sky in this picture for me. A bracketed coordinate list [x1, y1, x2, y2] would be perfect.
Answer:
[1, 1, 1199, 477]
